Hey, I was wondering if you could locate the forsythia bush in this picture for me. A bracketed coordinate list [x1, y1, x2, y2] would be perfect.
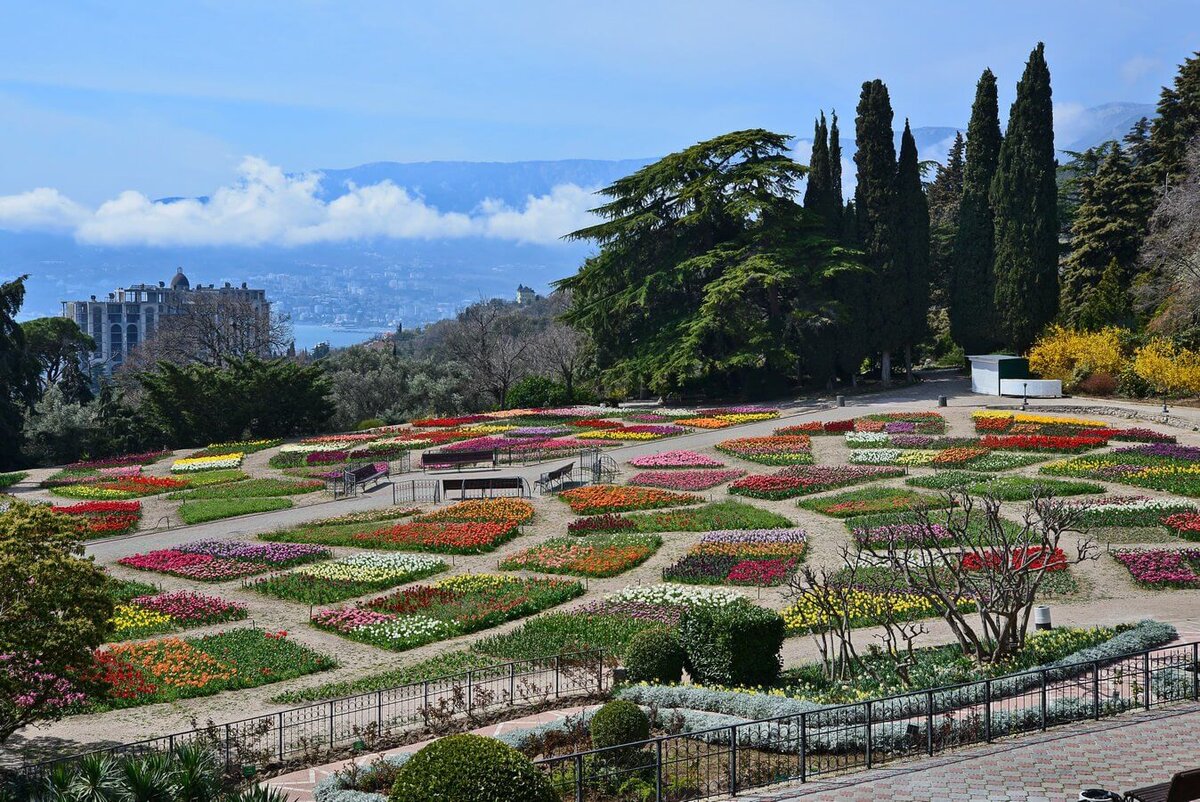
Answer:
[1133, 338, 1200, 395]
[1028, 326, 1125, 383]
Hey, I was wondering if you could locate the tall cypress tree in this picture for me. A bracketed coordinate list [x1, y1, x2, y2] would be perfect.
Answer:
[950, 69, 1002, 355]
[1149, 51, 1200, 183]
[927, 132, 964, 308]
[854, 79, 901, 384]
[992, 43, 1059, 353]
[828, 112, 843, 237]
[804, 113, 831, 210]
[893, 121, 931, 377]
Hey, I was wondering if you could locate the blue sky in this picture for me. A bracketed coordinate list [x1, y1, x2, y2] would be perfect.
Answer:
[0, 1, 1194, 240]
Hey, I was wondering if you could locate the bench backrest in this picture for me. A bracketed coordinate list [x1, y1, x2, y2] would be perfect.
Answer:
[442, 477, 525, 492]
[349, 464, 382, 481]
[422, 449, 495, 466]
[1168, 769, 1200, 802]
[546, 462, 574, 481]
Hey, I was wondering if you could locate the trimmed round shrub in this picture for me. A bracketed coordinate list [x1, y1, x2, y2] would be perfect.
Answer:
[388, 734, 559, 802]
[356, 418, 387, 430]
[679, 603, 785, 688]
[623, 627, 684, 684]
[589, 700, 650, 751]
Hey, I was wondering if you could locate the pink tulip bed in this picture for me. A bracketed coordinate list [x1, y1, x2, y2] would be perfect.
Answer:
[1112, 548, 1200, 589]
[729, 465, 906, 500]
[628, 469, 746, 491]
[661, 528, 808, 587]
[628, 450, 726, 469]
[118, 541, 329, 581]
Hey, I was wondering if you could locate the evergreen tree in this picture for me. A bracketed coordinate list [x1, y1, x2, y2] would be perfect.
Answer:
[854, 79, 901, 384]
[893, 120, 931, 377]
[950, 69, 1002, 355]
[992, 43, 1059, 353]
[927, 132, 964, 307]
[1149, 51, 1200, 182]
[1124, 117, 1154, 167]
[803, 113, 831, 211]
[828, 112, 844, 237]
[1075, 258, 1133, 331]
[0, 276, 39, 470]
[1060, 143, 1154, 324]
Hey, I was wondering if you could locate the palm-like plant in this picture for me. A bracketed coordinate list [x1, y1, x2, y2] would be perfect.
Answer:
[69, 753, 120, 802]
[172, 745, 222, 802]
[119, 753, 177, 802]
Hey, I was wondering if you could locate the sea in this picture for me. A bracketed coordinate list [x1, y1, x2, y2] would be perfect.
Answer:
[291, 324, 389, 350]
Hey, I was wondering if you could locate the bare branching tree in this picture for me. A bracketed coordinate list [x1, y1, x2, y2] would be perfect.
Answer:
[886, 491, 1097, 663]
[126, 293, 291, 370]
[442, 300, 533, 407]
[1136, 137, 1200, 333]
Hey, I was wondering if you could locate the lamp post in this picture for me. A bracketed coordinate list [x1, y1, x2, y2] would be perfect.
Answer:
[1021, 382, 1028, 411]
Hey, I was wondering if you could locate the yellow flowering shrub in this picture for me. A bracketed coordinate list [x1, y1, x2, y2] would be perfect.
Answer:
[1133, 338, 1200, 395]
[1028, 325, 1126, 383]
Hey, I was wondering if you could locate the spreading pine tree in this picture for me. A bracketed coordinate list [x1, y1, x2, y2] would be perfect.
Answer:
[950, 69, 1002, 355]
[927, 132, 964, 309]
[991, 43, 1059, 353]
[1059, 142, 1154, 325]
[1149, 51, 1200, 183]
[893, 121, 931, 377]
[854, 79, 902, 384]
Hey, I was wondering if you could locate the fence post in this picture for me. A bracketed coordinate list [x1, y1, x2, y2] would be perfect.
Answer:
[799, 713, 807, 783]
[598, 650, 605, 693]
[656, 739, 664, 800]
[1193, 643, 1199, 701]
[1040, 670, 1048, 730]
[574, 753, 584, 802]
[983, 679, 992, 743]
[329, 701, 335, 748]
[224, 723, 231, 773]
[277, 712, 284, 762]
[555, 656, 561, 699]
[376, 690, 383, 733]
[1093, 660, 1101, 720]
[865, 701, 873, 769]
[728, 726, 738, 796]
[1143, 651, 1152, 710]
[925, 690, 934, 756]
[467, 670, 473, 713]
[509, 661, 516, 705]
[423, 680, 430, 712]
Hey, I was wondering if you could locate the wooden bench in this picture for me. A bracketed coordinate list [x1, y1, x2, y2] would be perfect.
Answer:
[420, 449, 497, 471]
[339, 462, 389, 496]
[535, 462, 575, 494]
[440, 476, 528, 499]
[1126, 768, 1200, 802]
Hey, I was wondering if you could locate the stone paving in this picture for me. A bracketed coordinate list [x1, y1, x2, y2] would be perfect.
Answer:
[732, 703, 1200, 802]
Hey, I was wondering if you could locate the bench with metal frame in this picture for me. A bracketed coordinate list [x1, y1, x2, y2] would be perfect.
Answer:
[1125, 768, 1200, 802]
[339, 462, 390, 497]
[535, 462, 575, 494]
[420, 449, 497, 471]
[440, 476, 528, 500]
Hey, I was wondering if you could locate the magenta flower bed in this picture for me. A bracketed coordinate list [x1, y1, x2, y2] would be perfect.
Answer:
[629, 469, 745, 491]
[852, 523, 957, 549]
[1112, 549, 1200, 588]
[132, 591, 247, 624]
[177, 540, 329, 566]
[629, 450, 725, 469]
[310, 607, 394, 632]
[117, 550, 264, 581]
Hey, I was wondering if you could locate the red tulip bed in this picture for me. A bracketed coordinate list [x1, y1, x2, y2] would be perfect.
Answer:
[558, 485, 702, 515]
[1112, 548, 1200, 589]
[628, 469, 745, 491]
[1163, 512, 1200, 542]
[662, 528, 808, 587]
[715, 435, 814, 466]
[729, 465, 906, 500]
[978, 434, 1110, 453]
[353, 521, 522, 554]
[53, 500, 143, 538]
[48, 474, 191, 501]
[961, 546, 1067, 572]
[117, 541, 330, 581]
[775, 419, 855, 436]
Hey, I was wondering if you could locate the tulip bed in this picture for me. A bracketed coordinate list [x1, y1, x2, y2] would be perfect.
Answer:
[775, 419, 855, 436]
[567, 501, 794, 534]
[415, 498, 534, 525]
[849, 510, 1028, 549]
[978, 434, 1110, 453]
[971, 411, 1110, 433]
[905, 474, 1104, 500]
[1112, 548, 1200, 588]
[558, 485, 702, 515]
[662, 529, 808, 587]
[88, 628, 336, 711]
[1163, 512, 1200, 542]
[628, 450, 726, 469]
[856, 412, 947, 435]
[312, 574, 584, 651]
[499, 533, 661, 577]
[193, 438, 282, 457]
[715, 435, 814, 466]
[248, 553, 447, 603]
[53, 500, 143, 538]
[110, 590, 249, 641]
[849, 446, 991, 467]
[729, 465, 906, 500]
[629, 469, 746, 491]
[352, 520, 522, 554]
[1043, 443, 1200, 496]
[49, 474, 191, 500]
[1064, 496, 1198, 528]
[782, 586, 973, 635]
[171, 453, 245, 473]
[799, 487, 950, 519]
[65, 450, 172, 470]
[117, 541, 329, 581]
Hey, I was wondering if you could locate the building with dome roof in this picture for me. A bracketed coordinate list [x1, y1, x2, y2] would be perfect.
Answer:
[61, 269, 271, 376]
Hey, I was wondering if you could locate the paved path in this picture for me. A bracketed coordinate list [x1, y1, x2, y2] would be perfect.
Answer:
[733, 702, 1200, 802]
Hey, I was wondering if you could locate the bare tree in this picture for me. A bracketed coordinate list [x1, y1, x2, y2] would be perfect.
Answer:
[1136, 137, 1200, 333]
[125, 293, 291, 370]
[886, 492, 1097, 664]
[442, 301, 532, 407]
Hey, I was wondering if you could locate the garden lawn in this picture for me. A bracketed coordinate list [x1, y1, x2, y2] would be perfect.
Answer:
[311, 574, 584, 651]
[499, 533, 661, 578]
[558, 485, 701, 515]
[567, 501, 794, 535]
[247, 553, 448, 604]
[168, 478, 324, 499]
[89, 629, 336, 711]
[178, 497, 293, 524]
[662, 529, 808, 586]
[798, 487, 950, 518]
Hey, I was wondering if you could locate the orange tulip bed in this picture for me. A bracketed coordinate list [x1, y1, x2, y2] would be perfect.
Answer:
[499, 533, 662, 577]
[558, 485, 703, 515]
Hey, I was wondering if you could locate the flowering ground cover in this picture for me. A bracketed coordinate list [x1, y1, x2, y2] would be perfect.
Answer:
[849, 510, 1028, 549]
[798, 486, 950, 519]
[248, 553, 448, 603]
[53, 500, 142, 538]
[558, 484, 701, 515]
[499, 533, 661, 577]
[1064, 496, 1198, 528]
[312, 574, 584, 651]
[49, 475, 190, 500]
[110, 591, 248, 641]
[628, 450, 726, 469]
[715, 435, 814, 466]
[1113, 548, 1200, 588]
[1043, 443, 1200, 496]
[416, 498, 534, 525]
[628, 469, 745, 490]
[905, 474, 1104, 500]
[168, 478, 325, 499]
[775, 419, 855, 436]
[729, 465, 905, 500]
[88, 628, 336, 711]
[662, 528, 808, 586]
[567, 501, 794, 534]
[117, 541, 329, 581]
[171, 453, 245, 473]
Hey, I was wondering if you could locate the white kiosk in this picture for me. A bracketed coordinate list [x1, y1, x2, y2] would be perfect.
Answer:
[967, 354, 1062, 398]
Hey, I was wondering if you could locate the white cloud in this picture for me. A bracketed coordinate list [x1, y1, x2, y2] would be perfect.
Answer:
[0, 156, 598, 247]
[1121, 55, 1160, 85]
[1053, 102, 1089, 149]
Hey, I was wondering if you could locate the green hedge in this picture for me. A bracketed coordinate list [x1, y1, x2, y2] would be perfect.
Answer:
[623, 627, 684, 684]
[389, 734, 559, 802]
[679, 603, 784, 688]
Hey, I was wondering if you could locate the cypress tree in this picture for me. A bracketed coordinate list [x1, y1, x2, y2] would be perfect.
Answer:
[893, 120, 931, 378]
[927, 132, 964, 308]
[950, 69, 1002, 355]
[854, 79, 901, 384]
[991, 43, 1059, 353]
[1060, 143, 1153, 325]
[1149, 51, 1200, 182]
[828, 112, 844, 237]
[804, 113, 831, 211]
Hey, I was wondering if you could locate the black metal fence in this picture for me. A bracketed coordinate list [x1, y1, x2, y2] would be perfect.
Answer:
[390, 477, 443, 504]
[534, 640, 1200, 801]
[21, 649, 608, 780]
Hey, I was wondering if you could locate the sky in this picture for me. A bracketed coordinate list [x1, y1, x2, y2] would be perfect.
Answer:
[0, 0, 1195, 246]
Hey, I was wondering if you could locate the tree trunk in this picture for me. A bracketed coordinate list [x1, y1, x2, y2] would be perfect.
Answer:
[881, 350, 892, 387]
[904, 345, 914, 382]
